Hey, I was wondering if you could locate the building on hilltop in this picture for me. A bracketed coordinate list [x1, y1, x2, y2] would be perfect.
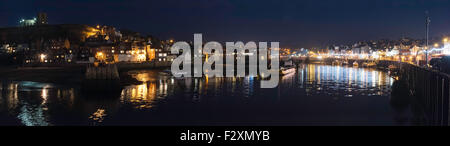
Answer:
[37, 12, 48, 25]
[19, 12, 48, 27]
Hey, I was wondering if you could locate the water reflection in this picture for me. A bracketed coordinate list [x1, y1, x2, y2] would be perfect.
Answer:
[119, 70, 174, 109]
[299, 64, 393, 98]
[89, 108, 107, 123]
[121, 82, 158, 109]
[0, 64, 422, 126]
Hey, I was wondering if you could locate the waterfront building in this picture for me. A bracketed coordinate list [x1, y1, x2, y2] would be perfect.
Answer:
[352, 47, 360, 54]
[360, 45, 371, 54]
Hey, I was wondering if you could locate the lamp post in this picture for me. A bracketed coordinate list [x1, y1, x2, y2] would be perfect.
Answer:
[425, 12, 431, 67]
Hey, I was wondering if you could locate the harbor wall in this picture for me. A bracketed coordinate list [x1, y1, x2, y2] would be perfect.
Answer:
[399, 63, 450, 126]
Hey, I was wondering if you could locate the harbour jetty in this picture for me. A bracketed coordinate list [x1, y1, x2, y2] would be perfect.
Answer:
[85, 63, 120, 80]
[82, 63, 121, 93]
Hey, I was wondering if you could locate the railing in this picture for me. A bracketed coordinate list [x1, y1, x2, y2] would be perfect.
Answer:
[291, 55, 450, 125]
[400, 63, 450, 126]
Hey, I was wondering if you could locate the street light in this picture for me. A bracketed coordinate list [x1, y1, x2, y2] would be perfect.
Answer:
[434, 43, 439, 48]
[40, 54, 46, 62]
[444, 38, 448, 43]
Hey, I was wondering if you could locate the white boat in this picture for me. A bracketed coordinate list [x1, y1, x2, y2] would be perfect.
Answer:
[280, 66, 296, 75]
[160, 69, 172, 76]
[342, 60, 349, 65]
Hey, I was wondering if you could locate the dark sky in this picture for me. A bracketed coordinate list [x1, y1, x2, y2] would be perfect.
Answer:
[1, 0, 450, 48]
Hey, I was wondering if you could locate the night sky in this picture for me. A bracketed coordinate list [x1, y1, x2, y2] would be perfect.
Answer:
[1, 0, 450, 48]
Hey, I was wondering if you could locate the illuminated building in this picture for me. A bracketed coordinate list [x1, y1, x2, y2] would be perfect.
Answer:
[146, 45, 156, 61]
[18, 12, 48, 26]
[19, 18, 37, 26]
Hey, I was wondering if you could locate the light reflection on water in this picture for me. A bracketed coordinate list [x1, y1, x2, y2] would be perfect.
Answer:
[298, 64, 393, 98]
[0, 64, 418, 126]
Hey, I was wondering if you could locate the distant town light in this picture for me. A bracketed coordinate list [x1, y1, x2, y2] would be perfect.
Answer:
[137, 54, 146, 62]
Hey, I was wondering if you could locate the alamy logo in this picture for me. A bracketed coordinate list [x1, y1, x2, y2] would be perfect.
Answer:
[170, 34, 280, 88]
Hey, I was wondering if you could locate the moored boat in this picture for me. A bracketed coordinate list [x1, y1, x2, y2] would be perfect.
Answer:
[280, 66, 296, 75]
[388, 65, 397, 70]
[363, 62, 376, 68]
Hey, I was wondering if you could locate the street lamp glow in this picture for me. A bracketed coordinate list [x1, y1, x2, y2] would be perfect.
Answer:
[444, 38, 448, 43]
[434, 43, 439, 48]
[40, 54, 46, 62]
[96, 52, 105, 61]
